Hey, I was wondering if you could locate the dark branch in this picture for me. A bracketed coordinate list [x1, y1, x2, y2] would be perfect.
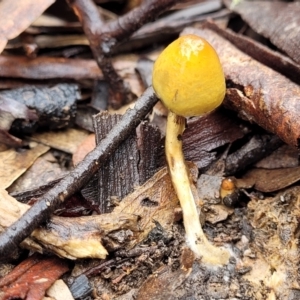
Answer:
[67, 0, 179, 108]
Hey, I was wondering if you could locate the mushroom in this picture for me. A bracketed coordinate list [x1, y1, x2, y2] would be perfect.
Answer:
[152, 34, 230, 265]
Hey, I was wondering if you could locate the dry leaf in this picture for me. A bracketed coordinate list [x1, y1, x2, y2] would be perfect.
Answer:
[228, 1, 300, 64]
[241, 167, 300, 193]
[0, 0, 55, 53]
[0, 144, 49, 189]
[72, 134, 96, 166]
[8, 152, 65, 194]
[31, 128, 90, 154]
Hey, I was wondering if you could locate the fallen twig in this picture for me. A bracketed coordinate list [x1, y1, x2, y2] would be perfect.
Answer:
[67, 0, 178, 108]
[0, 87, 158, 260]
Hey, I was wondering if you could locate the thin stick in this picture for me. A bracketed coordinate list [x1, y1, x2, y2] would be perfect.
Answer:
[0, 87, 158, 259]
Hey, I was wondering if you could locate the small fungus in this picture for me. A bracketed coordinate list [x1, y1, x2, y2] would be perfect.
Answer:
[152, 34, 230, 265]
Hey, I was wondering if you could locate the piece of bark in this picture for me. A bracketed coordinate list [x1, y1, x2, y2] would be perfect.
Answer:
[205, 21, 300, 86]
[183, 109, 248, 169]
[183, 27, 300, 148]
[93, 112, 161, 213]
[1, 84, 78, 134]
[0, 254, 68, 300]
[31, 213, 139, 259]
[0, 0, 55, 53]
[0, 87, 158, 260]
[69, 275, 93, 300]
[227, 1, 300, 64]
[225, 134, 283, 175]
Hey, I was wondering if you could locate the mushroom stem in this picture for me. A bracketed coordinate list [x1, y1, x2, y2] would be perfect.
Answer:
[165, 111, 230, 265]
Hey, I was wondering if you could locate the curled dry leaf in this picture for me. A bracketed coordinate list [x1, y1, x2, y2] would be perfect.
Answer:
[183, 27, 300, 147]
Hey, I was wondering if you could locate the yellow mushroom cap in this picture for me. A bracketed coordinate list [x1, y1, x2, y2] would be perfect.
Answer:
[152, 34, 225, 117]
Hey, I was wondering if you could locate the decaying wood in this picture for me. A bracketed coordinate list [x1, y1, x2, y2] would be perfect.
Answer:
[184, 27, 300, 147]
[245, 187, 300, 299]
[0, 187, 137, 259]
[0, 87, 158, 260]
[1, 84, 78, 136]
[228, 0, 300, 64]
[93, 112, 161, 213]
[0, 164, 197, 260]
[31, 213, 139, 259]
[184, 109, 248, 169]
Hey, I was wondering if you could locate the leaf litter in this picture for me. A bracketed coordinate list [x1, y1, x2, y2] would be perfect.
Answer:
[1, 0, 300, 299]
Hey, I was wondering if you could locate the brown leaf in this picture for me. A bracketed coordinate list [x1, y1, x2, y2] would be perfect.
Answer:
[0, 143, 49, 189]
[0, 254, 68, 300]
[72, 134, 96, 166]
[228, 1, 300, 64]
[241, 166, 300, 193]
[8, 152, 65, 194]
[31, 128, 90, 154]
[183, 27, 300, 147]
[0, 0, 55, 53]
[0, 189, 29, 229]
[255, 144, 299, 169]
